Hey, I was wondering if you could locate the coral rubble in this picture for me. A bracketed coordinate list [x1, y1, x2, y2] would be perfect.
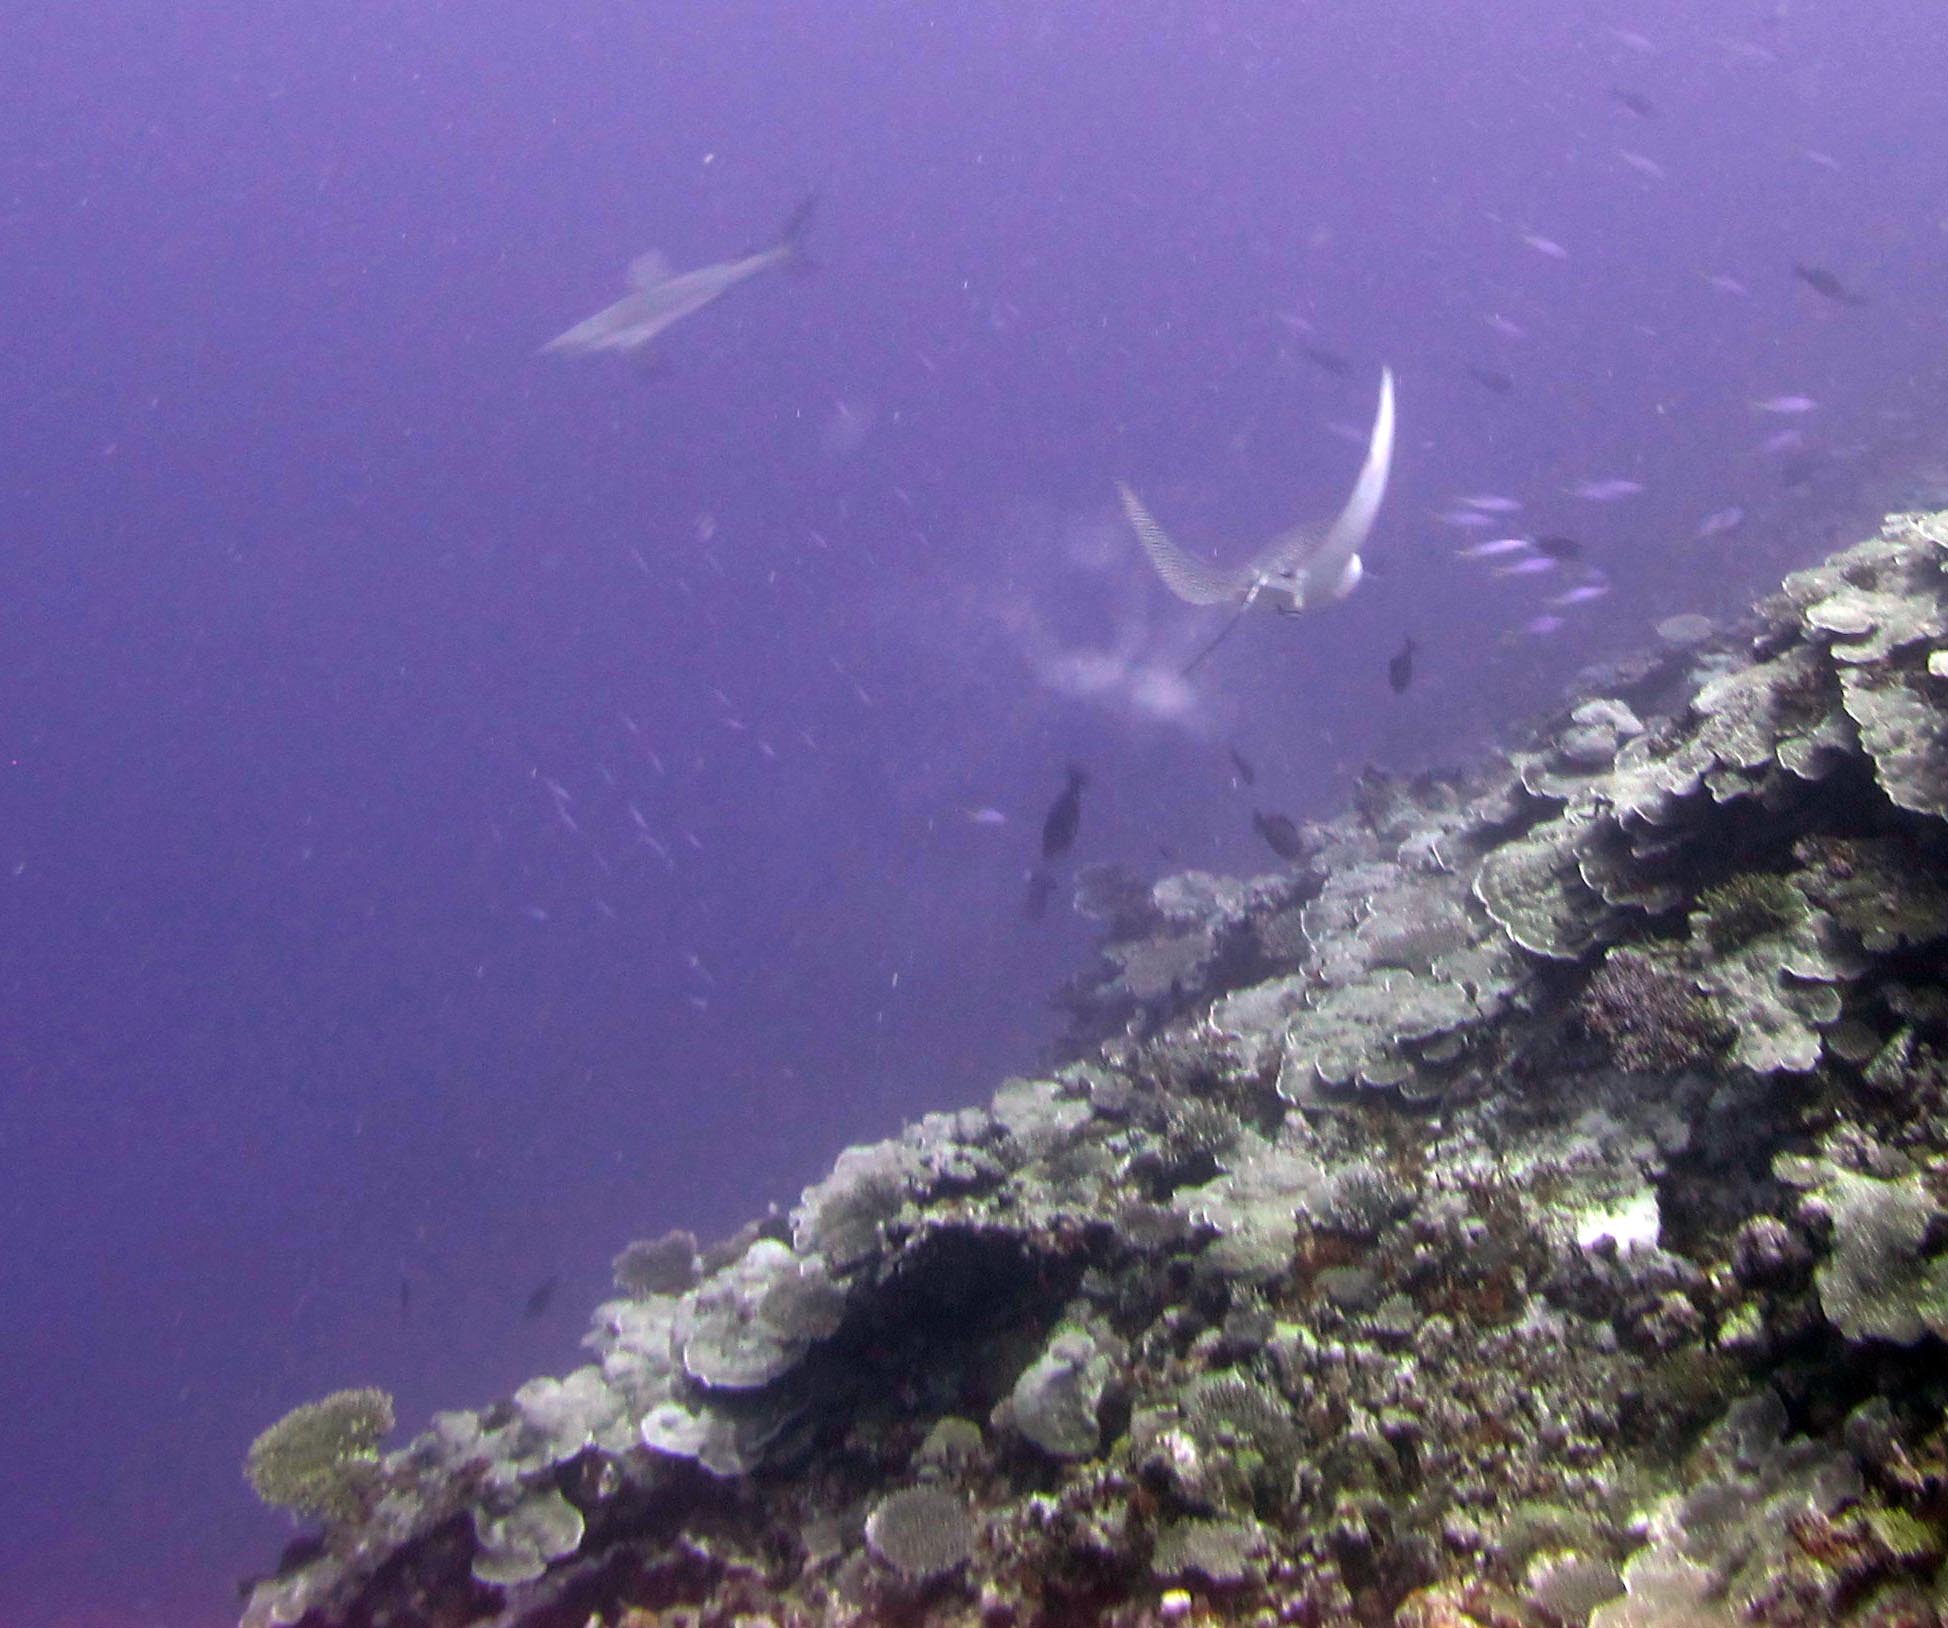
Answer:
[241, 514, 1948, 1627]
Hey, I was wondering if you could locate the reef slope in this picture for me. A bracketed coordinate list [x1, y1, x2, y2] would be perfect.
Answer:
[243, 513, 1948, 1628]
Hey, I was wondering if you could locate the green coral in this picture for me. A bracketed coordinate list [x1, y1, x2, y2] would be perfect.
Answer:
[1809, 1170, 1948, 1345]
[1694, 873, 1803, 953]
[245, 1387, 395, 1523]
[1181, 1370, 1300, 1502]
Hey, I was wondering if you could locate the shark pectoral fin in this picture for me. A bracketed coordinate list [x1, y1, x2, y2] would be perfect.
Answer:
[1117, 482, 1248, 606]
[1300, 365, 1396, 607]
[628, 250, 674, 290]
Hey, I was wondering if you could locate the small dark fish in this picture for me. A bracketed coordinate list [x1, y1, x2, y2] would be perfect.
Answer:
[1040, 764, 1088, 861]
[1792, 263, 1870, 306]
[1299, 343, 1353, 377]
[1023, 869, 1056, 922]
[1610, 87, 1658, 118]
[1252, 810, 1307, 862]
[399, 1278, 412, 1317]
[1466, 366, 1515, 396]
[1388, 636, 1418, 694]
[1531, 534, 1583, 562]
[1227, 745, 1257, 787]
[523, 1276, 559, 1320]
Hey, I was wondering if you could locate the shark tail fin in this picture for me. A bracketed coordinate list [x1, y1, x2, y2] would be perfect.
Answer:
[770, 193, 819, 274]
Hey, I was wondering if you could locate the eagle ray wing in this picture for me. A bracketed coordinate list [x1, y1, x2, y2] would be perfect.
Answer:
[1246, 518, 1327, 583]
[1117, 483, 1253, 606]
[1295, 367, 1396, 604]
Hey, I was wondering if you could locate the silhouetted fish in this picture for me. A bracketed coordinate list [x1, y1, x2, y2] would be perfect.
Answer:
[1531, 535, 1583, 562]
[1300, 343, 1353, 376]
[1040, 765, 1088, 861]
[1792, 263, 1870, 307]
[1467, 367, 1515, 395]
[1388, 636, 1417, 694]
[523, 1276, 559, 1320]
[1228, 745, 1257, 786]
[1610, 87, 1658, 118]
[1023, 869, 1056, 922]
[1252, 811, 1307, 862]
[399, 1278, 412, 1317]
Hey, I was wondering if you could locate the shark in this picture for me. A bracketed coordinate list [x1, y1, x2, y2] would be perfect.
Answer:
[542, 196, 816, 357]
[1117, 367, 1396, 668]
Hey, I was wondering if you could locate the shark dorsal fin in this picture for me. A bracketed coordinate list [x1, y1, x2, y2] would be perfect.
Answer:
[627, 250, 674, 289]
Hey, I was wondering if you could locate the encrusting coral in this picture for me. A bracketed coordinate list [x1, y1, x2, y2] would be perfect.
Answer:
[238, 511, 1948, 1628]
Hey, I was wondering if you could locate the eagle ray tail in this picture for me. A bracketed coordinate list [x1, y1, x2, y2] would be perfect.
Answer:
[1180, 580, 1262, 675]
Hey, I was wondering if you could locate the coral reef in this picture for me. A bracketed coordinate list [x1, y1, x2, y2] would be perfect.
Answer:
[240, 512, 1948, 1627]
[1695, 873, 1805, 954]
[1575, 947, 1727, 1073]
[864, 1485, 978, 1581]
[244, 1388, 396, 1526]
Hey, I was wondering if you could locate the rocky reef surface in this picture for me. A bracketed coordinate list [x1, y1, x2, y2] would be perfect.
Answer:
[243, 513, 1948, 1628]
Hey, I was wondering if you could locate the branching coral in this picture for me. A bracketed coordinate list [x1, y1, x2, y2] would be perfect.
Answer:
[1576, 948, 1725, 1073]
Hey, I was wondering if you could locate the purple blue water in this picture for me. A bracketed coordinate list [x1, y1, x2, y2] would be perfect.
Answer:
[3, 2, 1945, 1620]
